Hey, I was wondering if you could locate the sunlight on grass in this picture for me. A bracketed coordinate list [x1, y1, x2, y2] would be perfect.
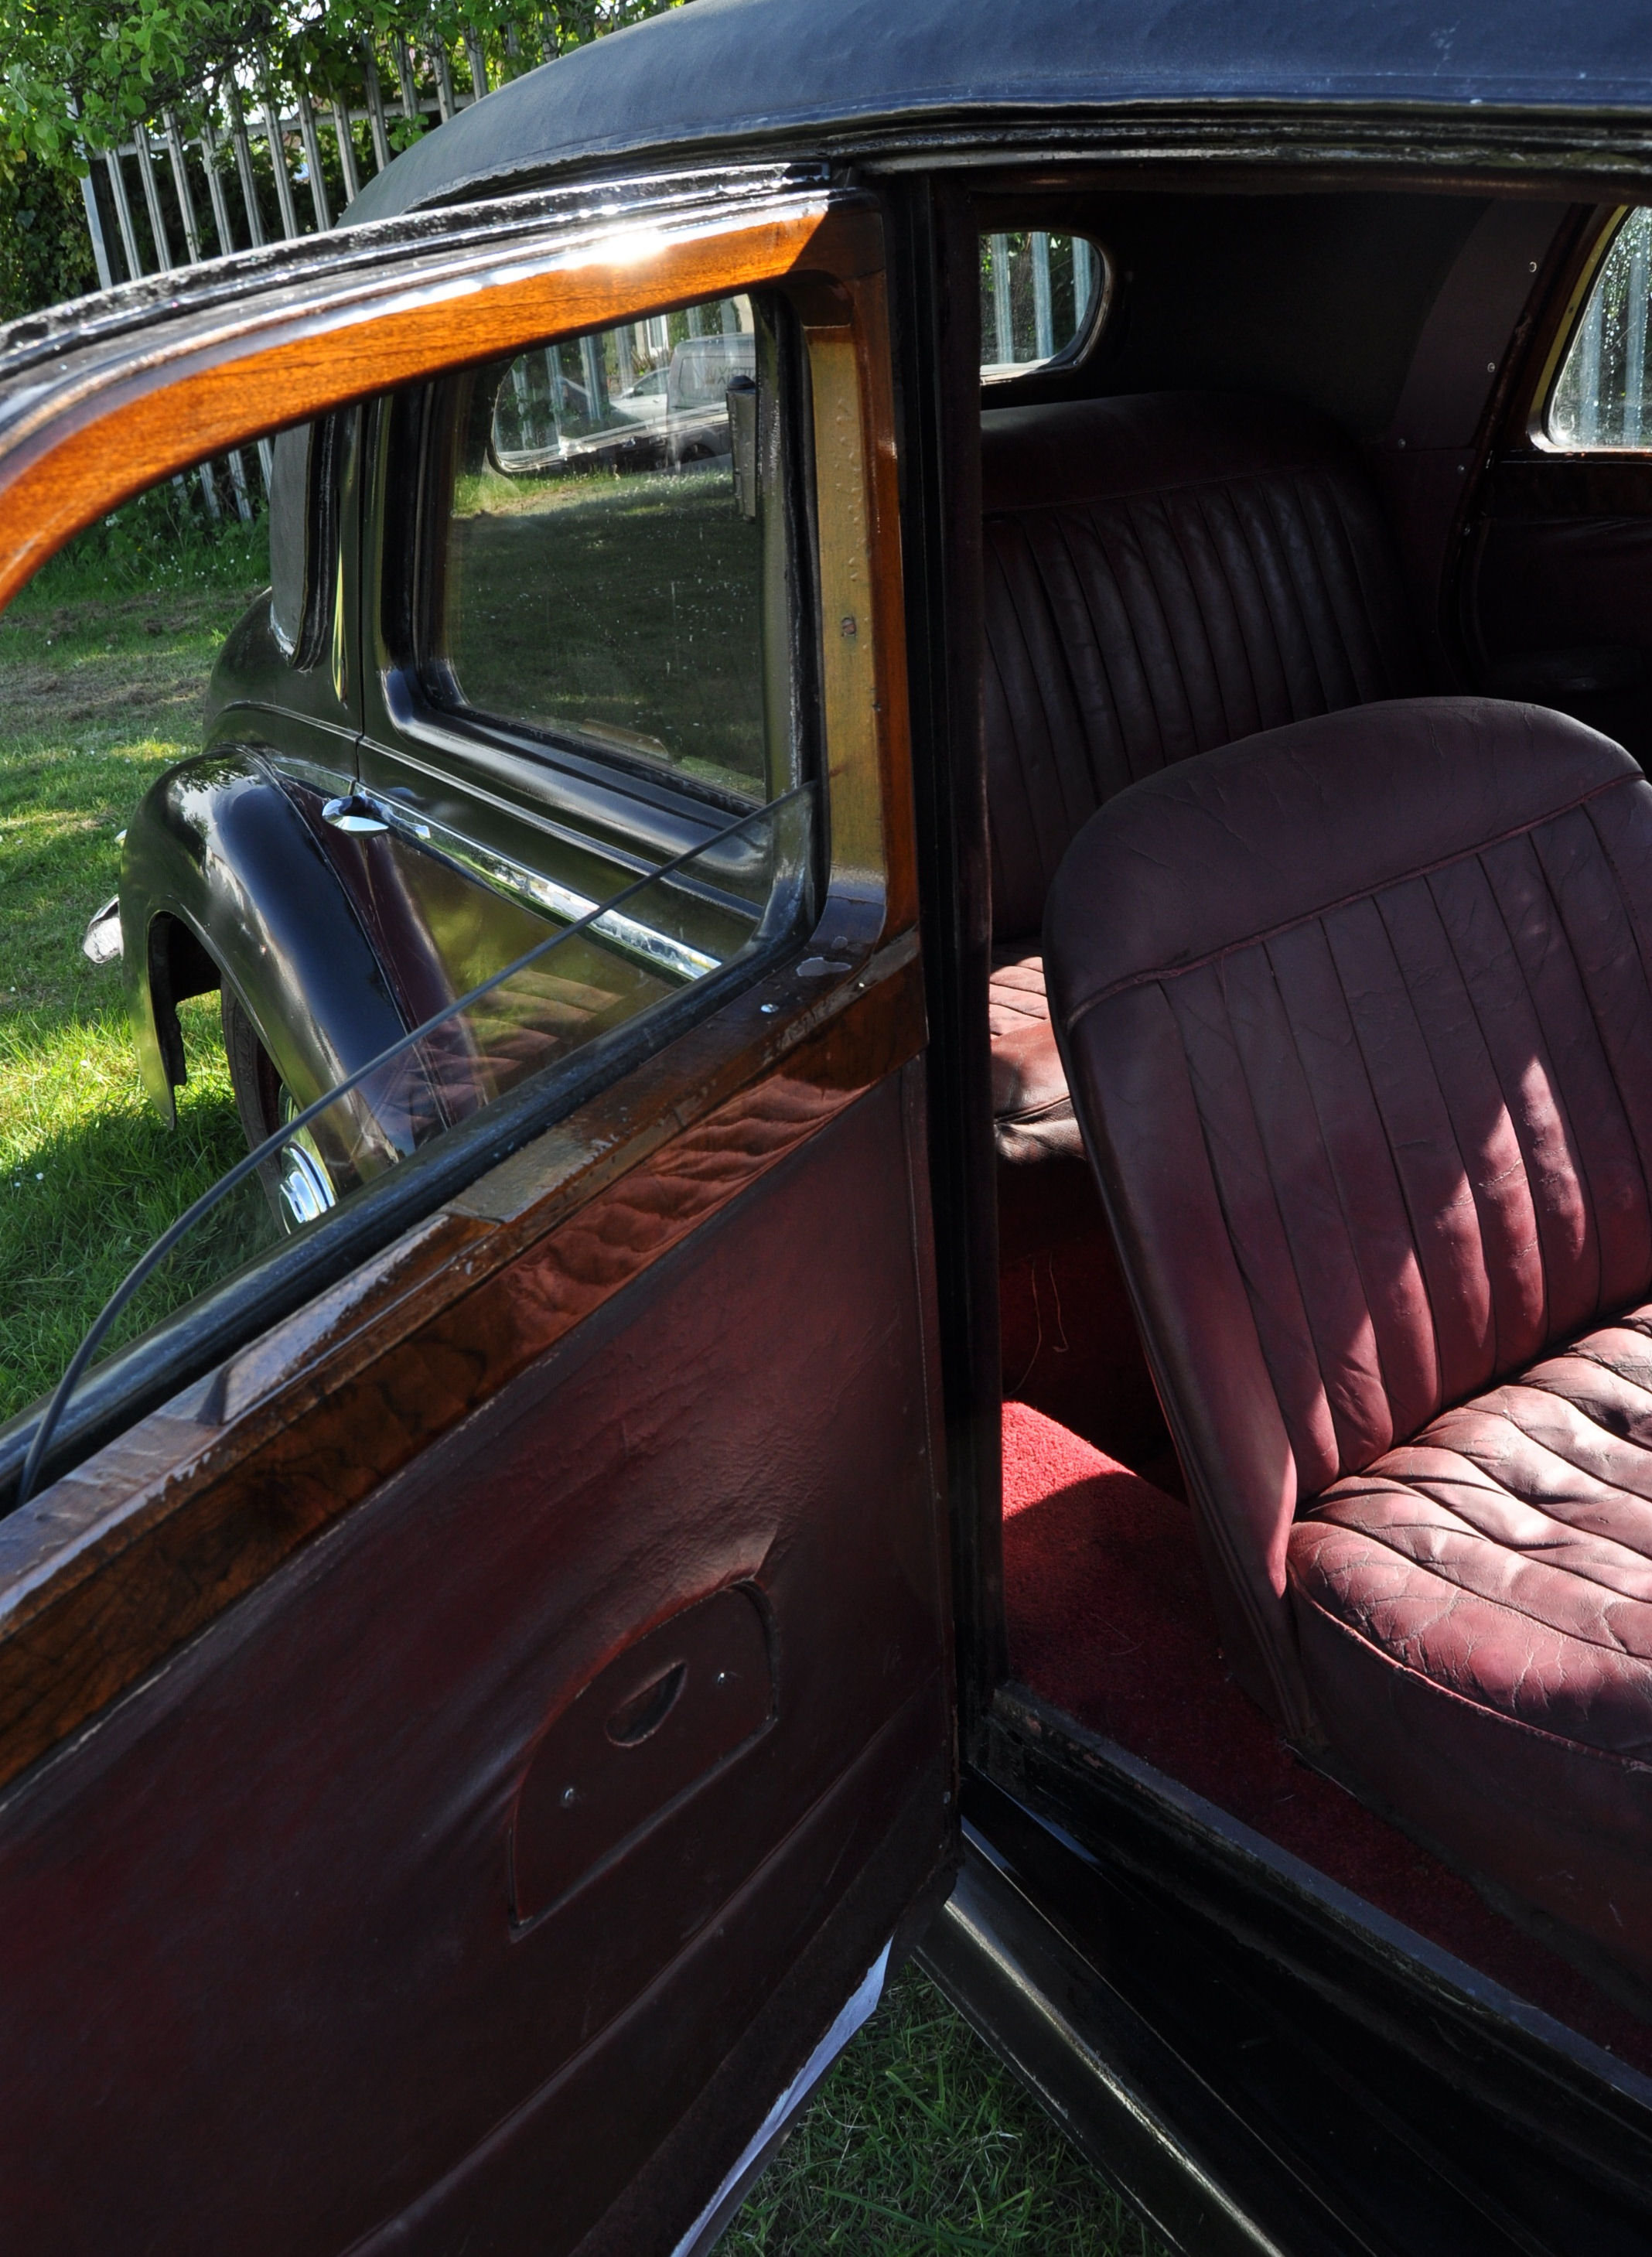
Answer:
[0, 996, 258, 1419]
[0, 546, 271, 1423]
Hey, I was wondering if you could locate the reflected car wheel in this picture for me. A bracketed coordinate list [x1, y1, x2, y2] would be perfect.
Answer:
[220, 984, 338, 1233]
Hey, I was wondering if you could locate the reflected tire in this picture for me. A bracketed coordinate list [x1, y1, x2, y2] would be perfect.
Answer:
[220, 984, 338, 1234]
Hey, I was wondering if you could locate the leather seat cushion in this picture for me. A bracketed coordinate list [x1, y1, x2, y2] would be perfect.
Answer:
[989, 946, 1082, 1163]
[1046, 692, 1652, 1980]
[1290, 1314, 1652, 1974]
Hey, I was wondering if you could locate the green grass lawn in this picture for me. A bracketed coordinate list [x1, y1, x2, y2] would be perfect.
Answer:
[0, 521, 271, 1422]
[0, 508, 1165, 2255]
[730, 1964, 1169, 2254]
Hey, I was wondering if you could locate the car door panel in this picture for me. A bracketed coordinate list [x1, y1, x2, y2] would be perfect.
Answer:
[0, 1067, 945, 2254]
[0, 174, 947, 2252]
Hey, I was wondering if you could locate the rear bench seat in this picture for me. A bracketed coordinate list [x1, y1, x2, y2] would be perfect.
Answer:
[984, 391, 1426, 1165]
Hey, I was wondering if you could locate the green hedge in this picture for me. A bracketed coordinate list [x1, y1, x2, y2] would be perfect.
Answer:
[0, 153, 97, 323]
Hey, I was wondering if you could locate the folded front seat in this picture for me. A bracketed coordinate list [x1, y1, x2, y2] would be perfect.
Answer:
[1045, 695, 1652, 1989]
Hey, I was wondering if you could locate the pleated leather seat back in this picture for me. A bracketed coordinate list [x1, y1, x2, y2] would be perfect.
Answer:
[983, 392, 1425, 942]
[1044, 698, 1652, 1720]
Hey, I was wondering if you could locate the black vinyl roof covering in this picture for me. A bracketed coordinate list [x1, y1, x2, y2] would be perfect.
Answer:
[346, 0, 1652, 224]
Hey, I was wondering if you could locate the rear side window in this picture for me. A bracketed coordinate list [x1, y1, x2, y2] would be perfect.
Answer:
[1549, 208, 1652, 449]
[979, 232, 1107, 380]
[423, 295, 777, 804]
[267, 416, 339, 665]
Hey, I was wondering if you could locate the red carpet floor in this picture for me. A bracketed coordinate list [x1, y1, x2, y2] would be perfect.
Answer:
[1002, 1398, 1652, 2074]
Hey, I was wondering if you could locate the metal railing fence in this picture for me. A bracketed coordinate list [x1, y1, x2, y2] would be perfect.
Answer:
[70, 10, 657, 513]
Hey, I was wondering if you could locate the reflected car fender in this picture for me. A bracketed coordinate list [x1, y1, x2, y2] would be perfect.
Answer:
[118, 746, 411, 1172]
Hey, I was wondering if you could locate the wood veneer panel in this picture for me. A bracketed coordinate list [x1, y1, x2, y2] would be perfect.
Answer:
[0, 938, 923, 1794]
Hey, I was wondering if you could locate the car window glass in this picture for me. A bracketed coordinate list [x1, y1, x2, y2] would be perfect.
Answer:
[267, 425, 312, 656]
[979, 233, 1106, 379]
[428, 295, 772, 804]
[2, 326, 817, 1494]
[1549, 209, 1652, 448]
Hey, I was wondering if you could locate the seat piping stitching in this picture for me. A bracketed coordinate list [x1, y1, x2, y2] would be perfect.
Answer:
[1067, 773, 1633, 1020]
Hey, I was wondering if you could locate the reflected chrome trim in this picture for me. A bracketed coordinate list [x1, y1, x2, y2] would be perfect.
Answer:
[360, 790, 725, 985]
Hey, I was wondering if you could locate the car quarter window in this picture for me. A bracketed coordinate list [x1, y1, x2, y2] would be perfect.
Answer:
[979, 231, 1108, 379]
[1548, 207, 1652, 448]
[267, 417, 341, 665]
[418, 293, 787, 808]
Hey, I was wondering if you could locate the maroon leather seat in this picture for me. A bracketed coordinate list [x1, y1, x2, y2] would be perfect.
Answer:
[1046, 695, 1652, 1986]
[984, 391, 1424, 1166]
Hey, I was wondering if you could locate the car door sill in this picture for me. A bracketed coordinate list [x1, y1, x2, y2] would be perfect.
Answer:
[917, 1829, 1346, 2257]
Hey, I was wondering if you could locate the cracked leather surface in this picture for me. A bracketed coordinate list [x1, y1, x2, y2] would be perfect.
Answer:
[1047, 694, 1652, 1977]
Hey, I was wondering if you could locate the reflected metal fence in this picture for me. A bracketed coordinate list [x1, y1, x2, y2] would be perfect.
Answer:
[980, 230, 1099, 370]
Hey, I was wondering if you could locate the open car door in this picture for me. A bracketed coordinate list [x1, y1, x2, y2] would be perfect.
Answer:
[0, 172, 954, 2254]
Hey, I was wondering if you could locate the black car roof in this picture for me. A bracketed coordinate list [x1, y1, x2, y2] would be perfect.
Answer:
[346, 0, 1652, 225]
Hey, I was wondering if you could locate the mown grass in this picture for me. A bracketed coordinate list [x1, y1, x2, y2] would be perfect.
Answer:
[0, 509, 272, 1421]
[729, 1965, 1168, 2253]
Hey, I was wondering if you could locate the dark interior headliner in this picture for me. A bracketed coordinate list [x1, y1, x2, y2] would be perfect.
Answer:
[1002, 193, 1493, 440]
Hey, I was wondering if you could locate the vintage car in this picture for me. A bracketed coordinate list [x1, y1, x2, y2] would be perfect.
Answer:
[8, 1, 1652, 2249]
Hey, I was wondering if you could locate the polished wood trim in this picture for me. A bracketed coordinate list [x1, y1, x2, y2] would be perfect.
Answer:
[0, 179, 927, 1792]
[0, 194, 878, 610]
[810, 326, 887, 904]
[0, 937, 924, 1798]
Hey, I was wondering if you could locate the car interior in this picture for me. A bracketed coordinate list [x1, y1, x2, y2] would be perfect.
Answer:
[968, 185, 1652, 2069]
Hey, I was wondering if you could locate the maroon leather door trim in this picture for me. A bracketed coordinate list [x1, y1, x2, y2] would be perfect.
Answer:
[510, 1583, 776, 1929]
[0, 1067, 950, 2255]
[0, 933, 925, 1801]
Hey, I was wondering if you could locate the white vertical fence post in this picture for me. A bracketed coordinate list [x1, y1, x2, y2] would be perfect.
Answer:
[259, 77, 302, 238]
[136, 130, 175, 268]
[198, 113, 238, 254]
[104, 151, 142, 282]
[162, 112, 203, 262]
[227, 83, 268, 250]
[363, 42, 393, 171]
[295, 87, 333, 230]
[394, 36, 422, 131]
[77, 165, 115, 291]
[331, 97, 361, 203]
[432, 38, 458, 121]
[1073, 235, 1096, 327]
[990, 234, 1014, 364]
[1031, 230, 1053, 360]
[1628, 213, 1650, 448]
[1580, 273, 1606, 446]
